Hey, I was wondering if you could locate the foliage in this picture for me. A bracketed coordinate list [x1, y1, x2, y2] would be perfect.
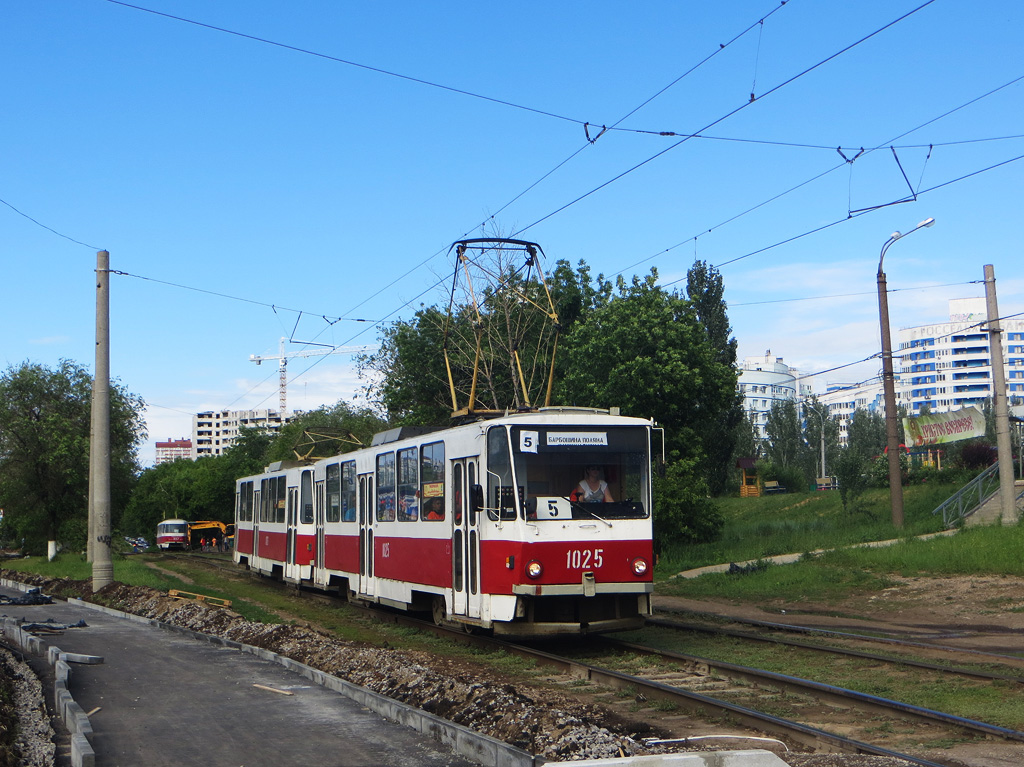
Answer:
[656, 481, 958, 577]
[0, 360, 145, 554]
[801, 396, 841, 479]
[685, 261, 743, 495]
[361, 249, 588, 424]
[846, 408, 887, 458]
[652, 459, 723, 555]
[557, 270, 739, 479]
[959, 440, 998, 470]
[360, 305, 453, 425]
[266, 402, 388, 462]
[833, 445, 871, 514]
[120, 454, 237, 536]
[755, 459, 806, 495]
[762, 400, 812, 485]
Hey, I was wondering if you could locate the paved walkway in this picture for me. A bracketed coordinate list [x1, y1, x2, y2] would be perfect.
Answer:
[0, 583, 485, 767]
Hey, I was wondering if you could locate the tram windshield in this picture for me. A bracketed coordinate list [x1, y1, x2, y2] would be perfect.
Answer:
[486, 424, 650, 521]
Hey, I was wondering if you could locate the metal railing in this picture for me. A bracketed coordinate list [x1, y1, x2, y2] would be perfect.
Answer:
[932, 462, 1024, 528]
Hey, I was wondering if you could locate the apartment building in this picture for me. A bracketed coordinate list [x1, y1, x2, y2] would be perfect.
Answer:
[191, 408, 302, 459]
[897, 297, 1024, 414]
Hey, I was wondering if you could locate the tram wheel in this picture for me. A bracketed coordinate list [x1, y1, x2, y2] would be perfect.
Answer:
[431, 596, 446, 626]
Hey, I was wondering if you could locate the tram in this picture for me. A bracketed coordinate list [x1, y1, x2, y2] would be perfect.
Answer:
[234, 407, 655, 637]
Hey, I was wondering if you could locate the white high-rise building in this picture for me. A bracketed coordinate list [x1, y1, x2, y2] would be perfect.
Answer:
[897, 298, 1024, 415]
[818, 380, 885, 446]
[738, 352, 811, 441]
[191, 408, 302, 459]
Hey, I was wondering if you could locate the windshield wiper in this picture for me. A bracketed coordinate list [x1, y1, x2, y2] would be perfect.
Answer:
[563, 496, 612, 527]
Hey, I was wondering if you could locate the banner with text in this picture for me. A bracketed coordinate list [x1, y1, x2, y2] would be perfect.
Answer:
[903, 406, 985, 446]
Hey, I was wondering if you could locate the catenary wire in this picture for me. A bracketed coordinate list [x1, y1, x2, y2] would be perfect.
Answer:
[616, 72, 1024, 279]
[511, 0, 938, 238]
[103, 0, 593, 128]
[729, 281, 981, 307]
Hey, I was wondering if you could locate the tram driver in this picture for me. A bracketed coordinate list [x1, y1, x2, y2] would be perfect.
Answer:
[570, 465, 613, 503]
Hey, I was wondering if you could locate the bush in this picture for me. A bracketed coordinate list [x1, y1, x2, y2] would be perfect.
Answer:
[653, 459, 723, 555]
[757, 460, 808, 494]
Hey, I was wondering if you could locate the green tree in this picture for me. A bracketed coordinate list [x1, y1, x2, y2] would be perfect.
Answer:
[762, 399, 812, 490]
[846, 408, 887, 458]
[0, 360, 145, 554]
[686, 261, 743, 494]
[361, 256, 604, 425]
[802, 396, 841, 479]
[652, 458, 723, 556]
[266, 401, 388, 463]
[361, 305, 453, 425]
[833, 408, 888, 512]
[557, 271, 738, 475]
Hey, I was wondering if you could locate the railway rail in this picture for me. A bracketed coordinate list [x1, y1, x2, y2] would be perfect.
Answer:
[651, 607, 1024, 665]
[163, 554, 1024, 765]
[646, 613, 1024, 684]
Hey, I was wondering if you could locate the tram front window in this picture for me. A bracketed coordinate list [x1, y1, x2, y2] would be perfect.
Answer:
[489, 425, 650, 521]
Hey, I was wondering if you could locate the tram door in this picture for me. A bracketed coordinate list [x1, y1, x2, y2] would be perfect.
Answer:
[313, 476, 325, 574]
[284, 469, 312, 582]
[285, 484, 298, 581]
[357, 473, 375, 598]
[451, 459, 481, 619]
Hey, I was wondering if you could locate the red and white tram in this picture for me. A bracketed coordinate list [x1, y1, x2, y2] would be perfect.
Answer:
[234, 408, 655, 636]
[156, 519, 189, 551]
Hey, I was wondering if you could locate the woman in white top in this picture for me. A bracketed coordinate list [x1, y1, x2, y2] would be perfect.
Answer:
[576, 465, 613, 503]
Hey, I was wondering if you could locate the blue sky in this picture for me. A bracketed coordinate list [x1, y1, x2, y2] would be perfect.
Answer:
[3, 1, 1022, 465]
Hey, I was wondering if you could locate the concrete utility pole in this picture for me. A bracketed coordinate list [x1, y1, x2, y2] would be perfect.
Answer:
[91, 250, 113, 591]
[877, 217, 935, 528]
[983, 264, 1018, 524]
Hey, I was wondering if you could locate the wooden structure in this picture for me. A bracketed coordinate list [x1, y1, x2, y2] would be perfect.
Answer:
[737, 457, 761, 498]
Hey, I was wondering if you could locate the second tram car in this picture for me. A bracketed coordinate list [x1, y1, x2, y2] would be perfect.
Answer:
[156, 519, 189, 551]
[234, 408, 655, 636]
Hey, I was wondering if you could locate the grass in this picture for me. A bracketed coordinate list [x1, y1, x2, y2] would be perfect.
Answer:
[654, 478, 1024, 605]
[658, 482, 960, 577]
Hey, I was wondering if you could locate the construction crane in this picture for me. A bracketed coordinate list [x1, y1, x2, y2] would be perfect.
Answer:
[249, 337, 372, 412]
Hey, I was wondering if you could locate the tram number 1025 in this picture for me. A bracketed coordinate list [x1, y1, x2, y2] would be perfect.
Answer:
[566, 548, 604, 569]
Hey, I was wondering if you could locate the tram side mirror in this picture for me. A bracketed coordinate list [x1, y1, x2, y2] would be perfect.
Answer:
[524, 498, 537, 519]
[470, 484, 484, 513]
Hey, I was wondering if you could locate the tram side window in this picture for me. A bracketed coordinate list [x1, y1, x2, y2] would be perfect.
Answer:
[273, 476, 286, 523]
[238, 481, 253, 522]
[397, 447, 418, 521]
[300, 470, 313, 524]
[376, 452, 396, 522]
[341, 461, 356, 522]
[326, 464, 341, 523]
[420, 441, 445, 521]
[260, 478, 271, 522]
[486, 426, 518, 520]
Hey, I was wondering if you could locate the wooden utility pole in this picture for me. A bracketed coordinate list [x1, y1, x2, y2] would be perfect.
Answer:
[91, 250, 113, 590]
[984, 264, 1017, 524]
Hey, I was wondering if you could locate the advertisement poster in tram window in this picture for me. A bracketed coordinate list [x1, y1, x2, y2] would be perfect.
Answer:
[378, 490, 396, 521]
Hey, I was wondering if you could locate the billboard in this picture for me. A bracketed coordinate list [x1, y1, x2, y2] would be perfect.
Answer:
[903, 406, 986, 447]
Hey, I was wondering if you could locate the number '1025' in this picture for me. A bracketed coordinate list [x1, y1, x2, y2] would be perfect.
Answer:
[566, 548, 603, 569]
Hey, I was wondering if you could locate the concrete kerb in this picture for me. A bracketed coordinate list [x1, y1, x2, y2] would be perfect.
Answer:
[0, 611, 97, 767]
[1, 578, 788, 767]
[22, 587, 537, 767]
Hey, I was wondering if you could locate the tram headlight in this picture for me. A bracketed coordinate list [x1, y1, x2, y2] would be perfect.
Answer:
[525, 560, 543, 579]
[631, 557, 649, 577]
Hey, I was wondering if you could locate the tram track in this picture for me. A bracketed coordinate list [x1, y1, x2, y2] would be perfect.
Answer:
[159, 554, 1023, 765]
[645, 614, 1024, 684]
[354, 608, 1006, 766]
[651, 608, 1024, 666]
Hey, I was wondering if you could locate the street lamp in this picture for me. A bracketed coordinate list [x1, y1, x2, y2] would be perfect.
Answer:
[878, 217, 935, 528]
[804, 401, 827, 481]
